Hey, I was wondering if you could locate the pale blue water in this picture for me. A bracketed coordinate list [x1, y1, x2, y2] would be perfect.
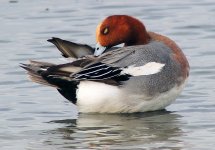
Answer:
[0, 0, 215, 149]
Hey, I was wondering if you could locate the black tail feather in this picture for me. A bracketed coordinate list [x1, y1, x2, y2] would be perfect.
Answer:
[21, 60, 79, 104]
[42, 75, 79, 104]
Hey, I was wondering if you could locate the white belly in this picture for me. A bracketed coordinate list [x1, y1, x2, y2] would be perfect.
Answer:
[76, 80, 187, 113]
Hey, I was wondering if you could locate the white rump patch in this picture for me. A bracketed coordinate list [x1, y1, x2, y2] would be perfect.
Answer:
[121, 62, 165, 76]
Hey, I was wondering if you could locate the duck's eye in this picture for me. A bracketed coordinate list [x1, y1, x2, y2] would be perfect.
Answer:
[102, 27, 109, 35]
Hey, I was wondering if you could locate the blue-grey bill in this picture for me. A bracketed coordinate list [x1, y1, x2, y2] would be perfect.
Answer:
[94, 43, 107, 56]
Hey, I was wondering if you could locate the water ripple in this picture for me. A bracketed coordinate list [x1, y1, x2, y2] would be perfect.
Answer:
[1, 0, 215, 149]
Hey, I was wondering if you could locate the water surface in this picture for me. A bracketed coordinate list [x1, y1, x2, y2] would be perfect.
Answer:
[0, 0, 215, 149]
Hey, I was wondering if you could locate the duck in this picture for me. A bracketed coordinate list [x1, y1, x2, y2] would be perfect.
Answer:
[21, 15, 189, 113]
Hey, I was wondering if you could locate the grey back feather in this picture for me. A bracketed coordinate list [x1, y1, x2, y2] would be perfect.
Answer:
[100, 41, 183, 96]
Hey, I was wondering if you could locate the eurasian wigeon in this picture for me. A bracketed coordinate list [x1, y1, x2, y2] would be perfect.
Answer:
[21, 15, 189, 113]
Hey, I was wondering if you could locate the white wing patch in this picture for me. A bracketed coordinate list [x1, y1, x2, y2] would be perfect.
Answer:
[121, 62, 165, 76]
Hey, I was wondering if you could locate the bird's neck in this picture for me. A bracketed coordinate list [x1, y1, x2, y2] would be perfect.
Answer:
[124, 19, 151, 46]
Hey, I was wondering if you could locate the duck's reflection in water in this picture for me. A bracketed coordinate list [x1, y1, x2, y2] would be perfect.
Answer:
[46, 110, 185, 149]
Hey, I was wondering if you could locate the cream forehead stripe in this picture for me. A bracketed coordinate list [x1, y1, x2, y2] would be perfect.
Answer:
[121, 62, 165, 76]
[96, 22, 102, 42]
